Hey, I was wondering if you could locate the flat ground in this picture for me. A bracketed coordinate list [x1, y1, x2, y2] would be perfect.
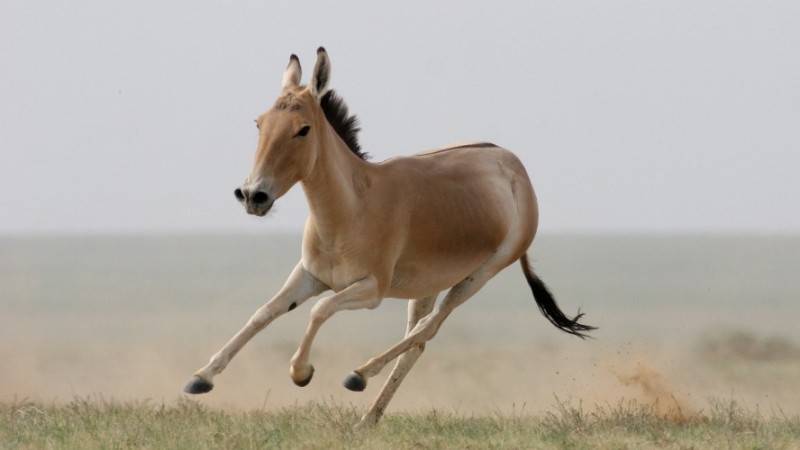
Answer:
[2, 235, 799, 421]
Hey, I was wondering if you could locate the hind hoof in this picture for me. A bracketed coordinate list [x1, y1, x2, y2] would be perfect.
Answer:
[343, 371, 366, 392]
[183, 376, 214, 394]
[292, 365, 314, 387]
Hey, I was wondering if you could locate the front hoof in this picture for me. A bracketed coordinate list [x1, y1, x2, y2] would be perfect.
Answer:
[343, 371, 366, 392]
[292, 365, 314, 387]
[183, 376, 214, 394]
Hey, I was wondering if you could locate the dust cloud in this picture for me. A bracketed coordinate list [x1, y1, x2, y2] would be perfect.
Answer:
[613, 361, 697, 422]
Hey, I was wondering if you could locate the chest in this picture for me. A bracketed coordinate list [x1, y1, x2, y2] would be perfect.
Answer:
[300, 232, 388, 292]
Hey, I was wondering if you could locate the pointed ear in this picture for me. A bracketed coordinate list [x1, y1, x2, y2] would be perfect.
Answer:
[309, 47, 331, 98]
[282, 54, 301, 90]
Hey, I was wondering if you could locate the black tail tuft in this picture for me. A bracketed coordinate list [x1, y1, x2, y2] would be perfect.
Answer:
[521, 255, 596, 339]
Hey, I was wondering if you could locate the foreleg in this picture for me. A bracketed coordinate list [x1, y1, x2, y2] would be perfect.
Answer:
[184, 261, 327, 394]
[288, 276, 382, 386]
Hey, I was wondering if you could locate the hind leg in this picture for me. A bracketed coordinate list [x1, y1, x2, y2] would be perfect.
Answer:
[359, 294, 437, 425]
[344, 262, 505, 394]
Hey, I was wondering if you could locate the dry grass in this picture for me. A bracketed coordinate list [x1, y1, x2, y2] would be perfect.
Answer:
[2, 396, 798, 449]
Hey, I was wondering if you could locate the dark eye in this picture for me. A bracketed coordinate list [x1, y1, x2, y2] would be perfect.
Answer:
[295, 125, 311, 137]
[254, 120, 260, 129]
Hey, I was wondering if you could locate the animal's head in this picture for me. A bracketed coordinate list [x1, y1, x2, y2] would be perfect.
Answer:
[234, 47, 333, 217]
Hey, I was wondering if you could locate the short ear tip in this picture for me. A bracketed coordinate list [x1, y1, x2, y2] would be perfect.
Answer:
[290, 54, 299, 61]
[317, 46, 326, 54]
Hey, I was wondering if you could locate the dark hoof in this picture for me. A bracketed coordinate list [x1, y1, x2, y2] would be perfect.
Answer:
[293, 365, 314, 387]
[343, 371, 366, 392]
[183, 376, 214, 394]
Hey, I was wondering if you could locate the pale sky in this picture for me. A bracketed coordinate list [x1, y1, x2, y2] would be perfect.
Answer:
[2, 1, 798, 235]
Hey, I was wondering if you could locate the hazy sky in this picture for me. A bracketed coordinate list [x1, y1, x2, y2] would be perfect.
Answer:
[2, 1, 798, 234]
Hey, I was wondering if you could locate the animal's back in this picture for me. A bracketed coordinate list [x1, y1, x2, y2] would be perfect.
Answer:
[393, 142, 537, 240]
[379, 143, 538, 298]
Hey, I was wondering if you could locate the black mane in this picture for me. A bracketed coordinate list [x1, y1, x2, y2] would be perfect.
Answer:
[320, 90, 368, 160]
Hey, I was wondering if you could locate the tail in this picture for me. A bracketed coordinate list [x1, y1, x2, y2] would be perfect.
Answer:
[520, 254, 596, 339]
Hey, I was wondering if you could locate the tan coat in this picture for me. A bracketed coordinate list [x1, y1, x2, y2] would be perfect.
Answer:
[186, 48, 593, 425]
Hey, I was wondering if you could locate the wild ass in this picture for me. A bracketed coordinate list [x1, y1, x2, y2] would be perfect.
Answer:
[184, 47, 594, 425]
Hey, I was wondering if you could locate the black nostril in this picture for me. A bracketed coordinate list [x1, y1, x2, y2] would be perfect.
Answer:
[252, 191, 270, 205]
[234, 188, 245, 202]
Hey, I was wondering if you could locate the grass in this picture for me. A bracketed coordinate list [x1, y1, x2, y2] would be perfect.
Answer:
[2, 397, 799, 449]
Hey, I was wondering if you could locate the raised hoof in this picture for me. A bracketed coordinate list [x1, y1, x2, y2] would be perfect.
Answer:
[292, 365, 314, 387]
[183, 376, 214, 394]
[343, 371, 366, 392]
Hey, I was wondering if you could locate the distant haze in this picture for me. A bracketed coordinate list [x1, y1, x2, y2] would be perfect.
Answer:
[2, 1, 798, 234]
